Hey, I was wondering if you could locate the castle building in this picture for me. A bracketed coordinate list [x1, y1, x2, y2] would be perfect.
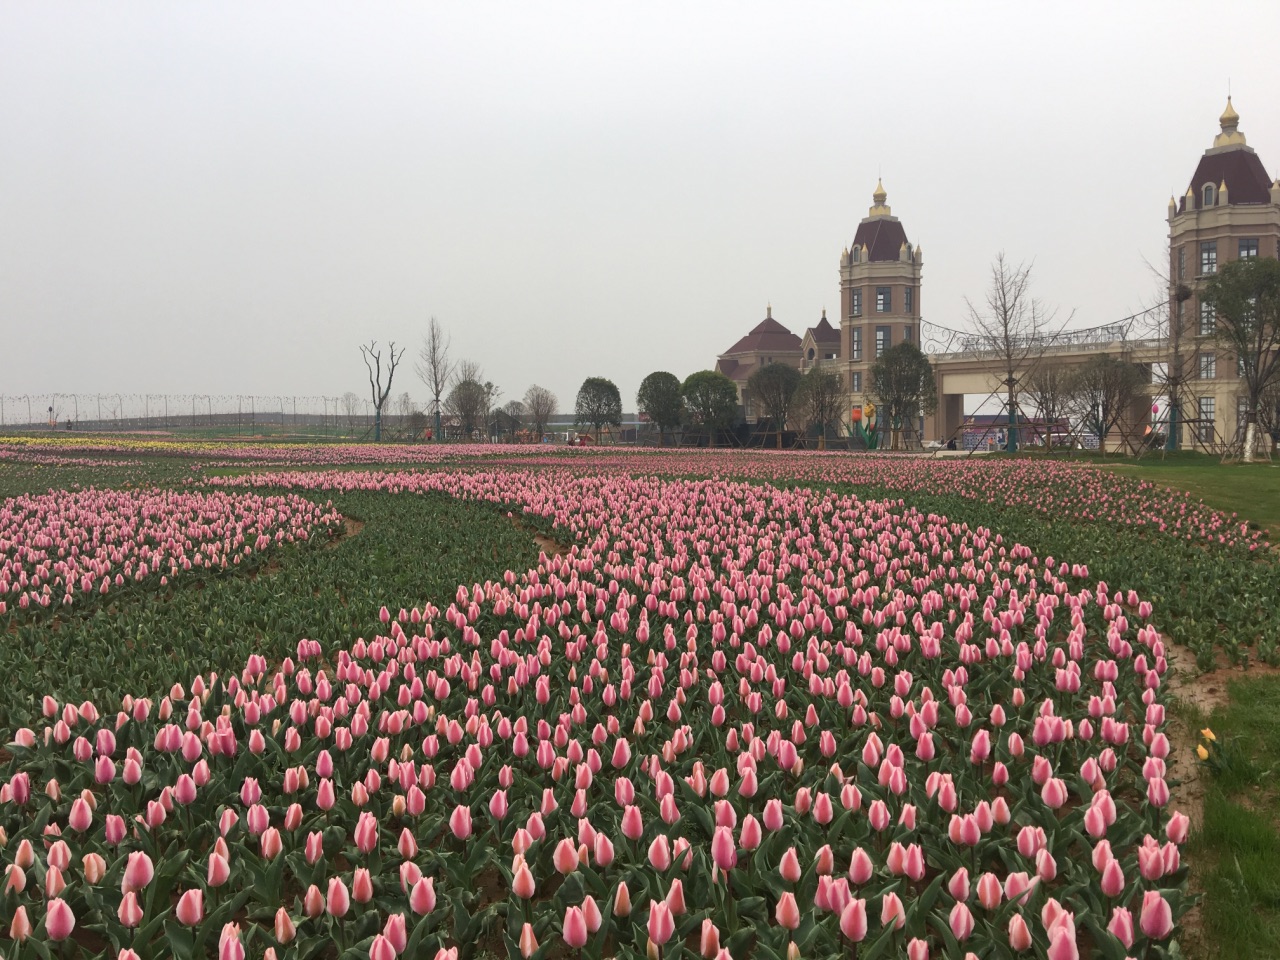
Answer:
[1167, 98, 1280, 447]
[714, 305, 803, 420]
[839, 181, 923, 412]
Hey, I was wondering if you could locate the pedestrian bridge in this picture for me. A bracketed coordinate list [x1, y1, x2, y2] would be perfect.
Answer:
[918, 317, 1169, 443]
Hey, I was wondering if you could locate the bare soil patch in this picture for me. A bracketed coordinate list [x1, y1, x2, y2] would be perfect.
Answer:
[509, 516, 571, 557]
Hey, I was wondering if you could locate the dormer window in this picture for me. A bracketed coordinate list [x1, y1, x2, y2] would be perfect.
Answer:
[852, 247, 860, 263]
[1203, 183, 1216, 207]
[807, 348, 815, 360]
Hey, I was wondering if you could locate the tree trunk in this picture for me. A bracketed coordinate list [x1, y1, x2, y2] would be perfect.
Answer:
[776, 423, 783, 449]
[817, 432, 826, 451]
[1244, 419, 1257, 464]
[375, 409, 382, 442]
[1006, 383, 1017, 453]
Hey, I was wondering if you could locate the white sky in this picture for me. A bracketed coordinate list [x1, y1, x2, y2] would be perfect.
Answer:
[2, 2, 1278, 413]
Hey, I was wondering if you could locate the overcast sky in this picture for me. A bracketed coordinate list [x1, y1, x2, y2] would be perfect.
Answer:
[2, 2, 1279, 413]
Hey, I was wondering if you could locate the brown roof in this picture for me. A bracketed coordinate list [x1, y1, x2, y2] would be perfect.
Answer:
[1178, 147, 1273, 212]
[852, 217, 909, 262]
[716, 358, 739, 379]
[807, 316, 840, 344]
[722, 315, 802, 356]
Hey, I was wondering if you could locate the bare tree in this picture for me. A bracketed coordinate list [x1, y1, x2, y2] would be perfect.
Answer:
[1256, 378, 1280, 448]
[1024, 363, 1073, 450]
[1201, 257, 1280, 461]
[1066, 354, 1148, 454]
[341, 391, 362, 435]
[965, 254, 1069, 451]
[794, 366, 845, 450]
[523, 385, 558, 441]
[498, 400, 526, 441]
[360, 340, 405, 443]
[445, 360, 487, 440]
[415, 317, 454, 441]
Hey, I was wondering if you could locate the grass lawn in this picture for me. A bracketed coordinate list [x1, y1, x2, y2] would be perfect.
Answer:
[1003, 449, 1280, 537]
[1181, 676, 1280, 959]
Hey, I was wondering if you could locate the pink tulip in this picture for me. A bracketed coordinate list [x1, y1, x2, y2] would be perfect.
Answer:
[779, 846, 802, 883]
[881, 891, 906, 930]
[840, 898, 868, 941]
[208, 851, 231, 887]
[176, 889, 204, 926]
[219, 924, 246, 960]
[326, 877, 350, 917]
[614, 881, 632, 917]
[1100, 859, 1125, 897]
[520, 923, 539, 958]
[83, 852, 106, 885]
[123, 851, 155, 892]
[513, 861, 536, 898]
[712, 825, 737, 870]
[45, 901, 75, 947]
[648, 899, 675, 944]
[1108, 906, 1134, 948]
[411, 877, 436, 914]
[450, 805, 473, 839]
[949, 902, 974, 940]
[304, 885, 325, 918]
[1140, 890, 1174, 939]
[648, 835, 672, 871]
[369, 935, 397, 960]
[9, 905, 32, 941]
[118, 891, 144, 928]
[275, 907, 297, 944]
[554, 837, 580, 874]
[1007, 913, 1032, 951]
[848, 847, 874, 885]
[353, 867, 374, 903]
[562, 906, 589, 948]
[775, 891, 801, 929]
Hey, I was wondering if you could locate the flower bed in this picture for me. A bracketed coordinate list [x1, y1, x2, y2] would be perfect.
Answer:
[0, 488, 341, 615]
[0, 472, 1187, 958]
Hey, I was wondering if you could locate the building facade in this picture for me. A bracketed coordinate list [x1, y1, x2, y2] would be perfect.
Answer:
[714, 305, 803, 420]
[1167, 98, 1280, 448]
[838, 181, 923, 415]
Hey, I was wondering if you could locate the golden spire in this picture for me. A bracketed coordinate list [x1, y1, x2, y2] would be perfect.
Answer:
[1214, 96, 1246, 147]
[869, 179, 891, 216]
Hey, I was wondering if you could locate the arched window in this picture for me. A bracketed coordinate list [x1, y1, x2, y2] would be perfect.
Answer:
[807, 348, 815, 360]
[852, 247, 859, 263]
[1203, 183, 1216, 207]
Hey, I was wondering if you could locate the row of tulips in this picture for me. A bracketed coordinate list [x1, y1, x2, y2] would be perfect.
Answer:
[1, 468, 1187, 958]
[0, 488, 341, 616]
[2, 437, 1265, 555]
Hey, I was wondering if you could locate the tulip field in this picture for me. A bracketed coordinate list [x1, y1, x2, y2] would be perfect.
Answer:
[0, 440, 1275, 960]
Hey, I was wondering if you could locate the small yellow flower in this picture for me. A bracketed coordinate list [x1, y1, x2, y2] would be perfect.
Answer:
[1201, 728, 1217, 742]
[1196, 744, 1209, 761]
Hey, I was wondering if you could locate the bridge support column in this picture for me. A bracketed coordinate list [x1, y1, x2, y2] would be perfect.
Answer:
[929, 393, 962, 447]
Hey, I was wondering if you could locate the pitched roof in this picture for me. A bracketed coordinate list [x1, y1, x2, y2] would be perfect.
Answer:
[716, 358, 739, 379]
[1178, 146, 1273, 212]
[852, 217, 910, 262]
[807, 316, 840, 344]
[722, 315, 802, 356]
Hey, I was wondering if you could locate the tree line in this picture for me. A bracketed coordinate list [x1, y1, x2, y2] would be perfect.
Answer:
[355, 255, 1279, 452]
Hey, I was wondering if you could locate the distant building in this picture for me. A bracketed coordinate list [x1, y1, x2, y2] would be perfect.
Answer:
[800, 310, 841, 372]
[1167, 98, 1280, 448]
[715, 305, 803, 421]
[839, 181, 923, 419]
